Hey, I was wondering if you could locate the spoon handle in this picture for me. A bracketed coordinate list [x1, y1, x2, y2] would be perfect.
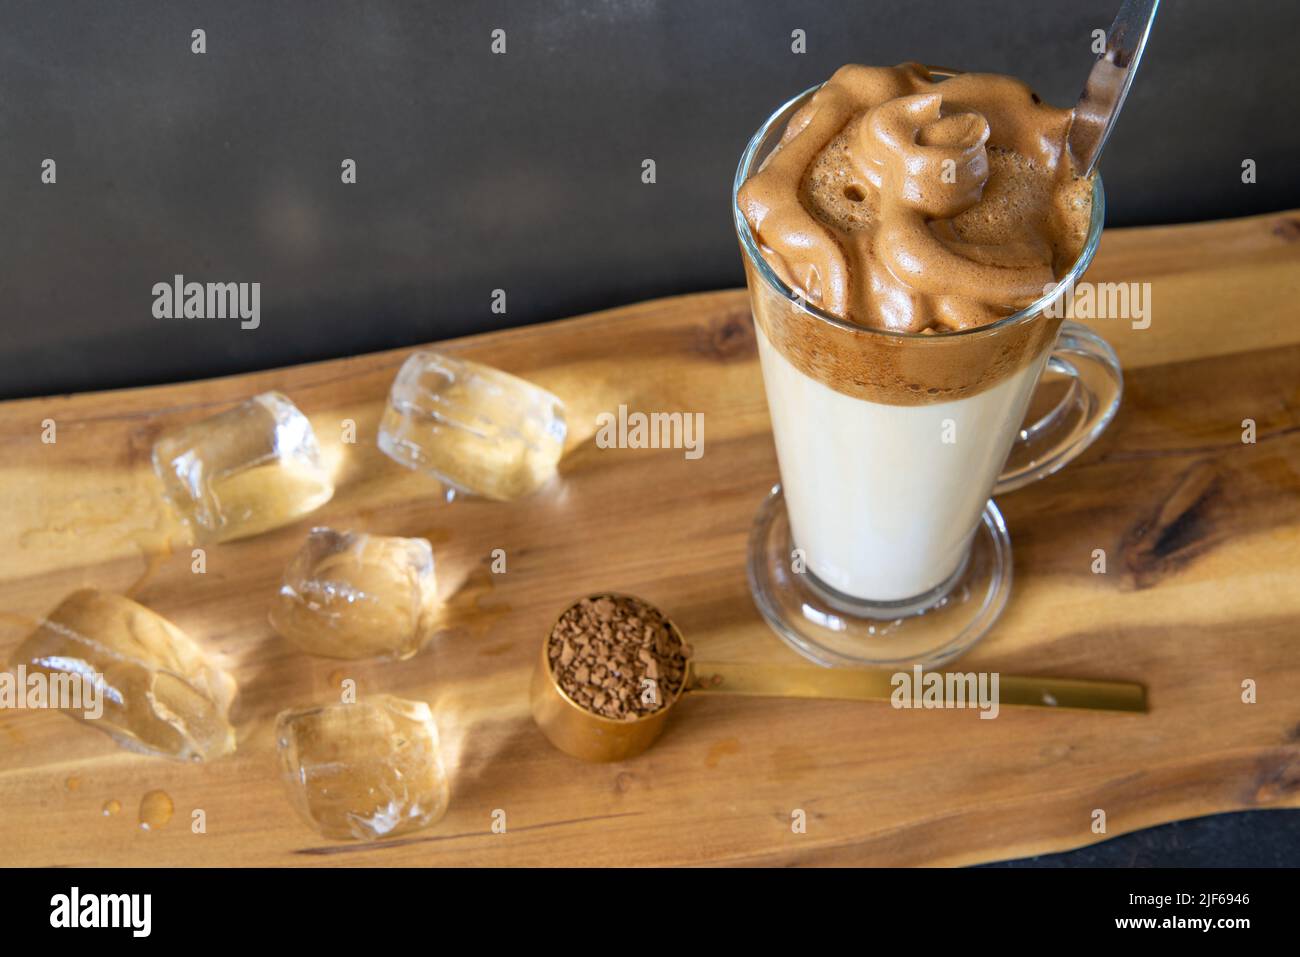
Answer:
[687, 662, 1146, 714]
[1068, 0, 1162, 178]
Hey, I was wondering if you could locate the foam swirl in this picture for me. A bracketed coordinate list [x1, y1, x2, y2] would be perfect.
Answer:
[739, 63, 1092, 334]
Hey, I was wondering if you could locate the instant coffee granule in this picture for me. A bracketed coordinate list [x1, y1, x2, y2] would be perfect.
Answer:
[547, 595, 689, 721]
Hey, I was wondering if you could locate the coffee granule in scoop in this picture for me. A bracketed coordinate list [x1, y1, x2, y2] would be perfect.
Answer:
[547, 595, 689, 721]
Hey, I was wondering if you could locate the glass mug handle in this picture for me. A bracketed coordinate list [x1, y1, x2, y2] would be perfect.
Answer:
[994, 321, 1123, 494]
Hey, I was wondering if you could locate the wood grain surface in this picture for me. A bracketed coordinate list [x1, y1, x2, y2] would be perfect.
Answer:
[1, 210, 1298, 867]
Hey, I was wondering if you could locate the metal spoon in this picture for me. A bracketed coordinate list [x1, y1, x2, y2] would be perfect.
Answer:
[531, 595, 1147, 763]
[1068, 0, 1162, 177]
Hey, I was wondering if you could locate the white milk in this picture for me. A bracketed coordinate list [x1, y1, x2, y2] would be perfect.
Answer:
[756, 325, 1046, 602]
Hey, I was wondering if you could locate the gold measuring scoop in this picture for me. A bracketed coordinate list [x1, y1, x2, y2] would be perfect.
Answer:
[530, 595, 1147, 763]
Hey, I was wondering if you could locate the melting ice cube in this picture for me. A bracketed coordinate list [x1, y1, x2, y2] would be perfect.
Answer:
[276, 695, 450, 841]
[377, 351, 566, 501]
[270, 528, 439, 661]
[9, 590, 237, 761]
[152, 391, 334, 543]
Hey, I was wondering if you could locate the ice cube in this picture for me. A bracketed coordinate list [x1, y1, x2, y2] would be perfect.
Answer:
[377, 351, 566, 501]
[152, 391, 334, 543]
[270, 528, 439, 661]
[276, 695, 450, 841]
[9, 590, 237, 761]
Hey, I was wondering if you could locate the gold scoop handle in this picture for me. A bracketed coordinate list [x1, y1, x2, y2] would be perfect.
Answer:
[685, 662, 1146, 714]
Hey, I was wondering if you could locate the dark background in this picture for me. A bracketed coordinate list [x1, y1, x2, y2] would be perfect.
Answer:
[2, 0, 1298, 400]
[2, 1, 1297, 867]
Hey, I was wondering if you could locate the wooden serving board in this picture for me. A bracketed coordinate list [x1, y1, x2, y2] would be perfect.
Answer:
[1, 211, 1298, 867]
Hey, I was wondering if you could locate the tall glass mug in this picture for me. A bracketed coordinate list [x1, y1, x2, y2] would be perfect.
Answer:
[734, 83, 1122, 667]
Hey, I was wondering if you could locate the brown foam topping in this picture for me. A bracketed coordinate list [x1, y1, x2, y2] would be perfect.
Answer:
[738, 63, 1093, 404]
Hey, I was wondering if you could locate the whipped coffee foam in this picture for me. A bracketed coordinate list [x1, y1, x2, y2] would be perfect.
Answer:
[739, 62, 1093, 335]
